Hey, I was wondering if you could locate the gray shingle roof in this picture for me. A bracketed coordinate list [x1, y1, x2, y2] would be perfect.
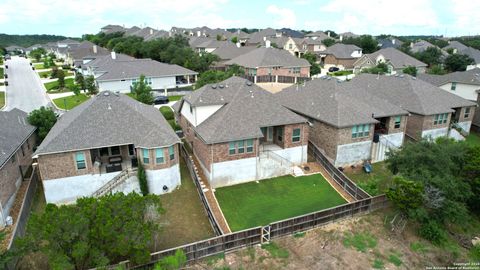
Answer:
[417, 68, 480, 86]
[0, 109, 36, 169]
[69, 41, 110, 63]
[35, 92, 180, 156]
[323, 44, 361, 59]
[305, 31, 330, 40]
[225, 47, 310, 68]
[352, 74, 477, 115]
[377, 38, 403, 49]
[359, 48, 427, 69]
[178, 76, 306, 143]
[410, 40, 435, 53]
[211, 45, 256, 61]
[95, 59, 197, 81]
[247, 28, 278, 44]
[445, 41, 469, 52]
[275, 78, 408, 128]
[83, 53, 135, 71]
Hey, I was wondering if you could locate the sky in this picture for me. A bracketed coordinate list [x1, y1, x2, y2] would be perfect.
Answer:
[0, 0, 479, 37]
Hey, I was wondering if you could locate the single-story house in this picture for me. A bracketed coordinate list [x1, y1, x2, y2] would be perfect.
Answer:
[353, 47, 427, 74]
[0, 109, 36, 227]
[173, 76, 309, 187]
[34, 91, 181, 204]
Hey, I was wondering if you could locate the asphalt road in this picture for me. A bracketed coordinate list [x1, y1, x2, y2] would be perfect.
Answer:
[3, 56, 51, 112]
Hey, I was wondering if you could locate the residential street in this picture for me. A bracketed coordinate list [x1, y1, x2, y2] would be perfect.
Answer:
[3, 56, 51, 112]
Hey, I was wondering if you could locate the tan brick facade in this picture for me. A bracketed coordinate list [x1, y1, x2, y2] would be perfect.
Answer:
[0, 133, 36, 210]
[256, 66, 310, 78]
[386, 115, 408, 134]
[324, 55, 358, 69]
[139, 144, 179, 170]
[456, 106, 476, 123]
[405, 113, 452, 140]
[38, 150, 94, 180]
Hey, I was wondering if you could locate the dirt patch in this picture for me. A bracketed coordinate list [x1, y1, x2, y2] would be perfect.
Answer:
[191, 209, 473, 270]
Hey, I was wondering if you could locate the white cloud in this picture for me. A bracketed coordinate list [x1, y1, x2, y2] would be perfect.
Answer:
[451, 0, 480, 36]
[266, 5, 296, 28]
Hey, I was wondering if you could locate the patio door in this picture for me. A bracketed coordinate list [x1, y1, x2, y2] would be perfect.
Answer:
[266, 127, 273, 142]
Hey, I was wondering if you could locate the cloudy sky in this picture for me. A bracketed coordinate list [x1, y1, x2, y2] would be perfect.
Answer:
[0, 0, 479, 37]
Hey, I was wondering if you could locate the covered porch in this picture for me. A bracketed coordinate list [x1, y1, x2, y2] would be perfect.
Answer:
[89, 144, 138, 174]
[259, 126, 285, 152]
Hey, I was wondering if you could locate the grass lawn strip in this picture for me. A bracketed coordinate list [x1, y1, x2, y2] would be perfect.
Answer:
[215, 174, 347, 231]
[0, 92, 5, 109]
[465, 132, 480, 147]
[53, 94, 89, 110]
[44, 78, 75, 92]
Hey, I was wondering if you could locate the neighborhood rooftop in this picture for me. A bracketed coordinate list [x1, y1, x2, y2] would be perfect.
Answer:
[225, 47, 311, 68]
[359, 47, 427, 68]
[417, 68, 480, 86]
[35, 91, 180, 156]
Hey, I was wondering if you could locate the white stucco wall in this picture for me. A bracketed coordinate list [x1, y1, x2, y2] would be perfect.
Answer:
[422, 127, 448, 140]
[272, 145, 307, 164]
[380, 132, 404, 148]
[98, 76, 177, 93]
[180, 102, 223, 127]
[439, 83, 479, 101]
[457, 121, 472, 134]
[146, 164, 181, 194]
[335, 141, 372, 167]
[43, 172, 121, 204]
[210, 157, 258, 188]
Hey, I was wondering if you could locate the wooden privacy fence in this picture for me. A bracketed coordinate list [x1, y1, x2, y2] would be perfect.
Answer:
[308, 141, 371, 200]
[180, 145, 223, 236]
[100, 194, 388, 270]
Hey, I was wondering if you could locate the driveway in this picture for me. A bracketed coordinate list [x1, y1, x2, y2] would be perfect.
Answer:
[3, 56, 51, 112]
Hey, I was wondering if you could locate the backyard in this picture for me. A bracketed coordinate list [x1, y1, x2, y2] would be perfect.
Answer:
[215, 174, 347, 231]
[52, 93, 89, 110]
[465, 131, 480, 147]
[343, 161, 395, 196]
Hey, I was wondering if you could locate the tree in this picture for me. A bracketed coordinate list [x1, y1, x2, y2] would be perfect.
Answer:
[427, 65, 447, 75]
[48, 52, 56, 59]
[75, 72, 85, 90]
[27, 106, 57, 141]
[131, 75, 154, 105]
[322, 38, 336, 47]
[138, 161, 149, 196]
[386, 177, 424, 214]
[301, 52, 321, 75]
[444, 54, 475, 72]
[85, 75, 98, 95]
[195, 64, 245, 88]
[57, 69, 65, 89]
[402, 66, 417, 76]
[216, 34, 222, 41]
[231, 36, 238, 44]
[16, 193, 163, 269]
[153, 249, 186, 270]
[342, 35, 378, 53]
[463, 146, 480, 213]
[361, 63, 389, 75]
[71, 84, 81, 103]
[415, 47, 443, 67]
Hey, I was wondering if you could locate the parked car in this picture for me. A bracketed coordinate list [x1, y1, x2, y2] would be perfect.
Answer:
[328, 67, 340, 72]
[153, 96, 169, 105]
[5, 65, 8, 69]
[4, 74, 8, 79]
[5, 81, 8, 86]
[32, 67, 35, 70]
[4, 54, 11, 60]
[176, 78, 187, 84]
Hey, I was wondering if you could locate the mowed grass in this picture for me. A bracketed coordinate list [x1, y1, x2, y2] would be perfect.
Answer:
[53, 94, 89, 110]
[44, 78, 75, 91]
[0, 67, 3, 77]
[465, 132, 480, 147]
[215, 174, 347, 231]
[0, 92, 5, 108]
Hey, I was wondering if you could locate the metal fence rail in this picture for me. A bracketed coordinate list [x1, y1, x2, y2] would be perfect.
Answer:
[180, 145, 223, 236]
[308, 141, 371, 200]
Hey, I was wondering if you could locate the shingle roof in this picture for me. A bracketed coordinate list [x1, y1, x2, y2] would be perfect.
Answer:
[352, 74, 477, 115]
[417, 68, 480, 86]
[358, 48, 427, 69]
[247, 28, 278, 44]
[83, 53, 136, 70]
[323, 44, 361, 59]
[410, 40, 435, 53]
[179, 76, 306, 143]
[0, 109, 36, 168]
[211, 45, 256, 61]
[305, 31, 330, 40]
[35, 92, 180, 156]
[445, 41, 469, 52]
[69, 41, 110, 63]
[225, 47, 310, 68]
[124, 26, 141, 36]
[95, 59, 197, 81]
[275, 78, 408, 128]
[377, 38, 403, 49]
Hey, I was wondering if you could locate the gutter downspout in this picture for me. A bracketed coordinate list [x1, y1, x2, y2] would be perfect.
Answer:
[210, 144, 214, 183]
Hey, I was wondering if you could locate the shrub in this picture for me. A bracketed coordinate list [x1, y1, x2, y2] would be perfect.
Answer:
[470, 245, 480, 261]
[261, 242, 289, 259]
[160, 106, 174, 120]
[418, 221, 446, 245]
[138, 162, 149, 196]
[343, 232, 377, 252]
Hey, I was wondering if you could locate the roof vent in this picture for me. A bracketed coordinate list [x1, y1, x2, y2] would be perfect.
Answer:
[219, 84, 224, 89]
[103, 92, 110, 96]
[211, 84, 217, 89]
[327, 77, 331, 80]
[400, 74, 404, 78]
[114, 91, 120, 96]
[246, 81, 253, 86]
[412, 77, 416, 80]
[107, 103, 112, 110]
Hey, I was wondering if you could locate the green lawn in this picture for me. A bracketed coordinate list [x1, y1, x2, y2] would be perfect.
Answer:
[215, 174, 347, 231]
[0, 67, 3, 78]
[53, 94, 89, 110]
[169, 95, 183, 101]
[344, 162, 395, 196]
[33, 63, 45, 69]
[465, 132, 480, 147]
[44, 78, 75, 92]
[0, 92, 5, 109]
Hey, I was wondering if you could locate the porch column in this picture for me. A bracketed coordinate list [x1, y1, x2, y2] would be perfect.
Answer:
[187, 74, 190, 84]
[164, 88, 167, 96]
[195, 74, 198, 82]
[275, 75, 278, 83]
[294, 76, 297, 84]
[254, 76, 257, 84]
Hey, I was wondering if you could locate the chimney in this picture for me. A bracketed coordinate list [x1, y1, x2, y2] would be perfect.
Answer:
[93, 45, 97, 54]
[339, 35, 343, 42]
[265, 40, 271, 48]
[410, 42, 413, 48]
[327, 31, 330, 37]
[236, 42, 241, 48]
[197, 30, 201, 37]
[150, 28, 153, 35]
[111, 51, 116, 60]
[263, 36, 267, 41]
[392, 39, 395, 45]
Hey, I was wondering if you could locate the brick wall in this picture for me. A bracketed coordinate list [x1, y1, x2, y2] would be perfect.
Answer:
[337, 125, 374, 145]
[474, 97, 480, 128]
[324, 55, 358, 69]
[282, 123, 309, 148]
[423, 113, 451, 130]
[308, 120, 339, 159]
[386, 115, 408, 134]
[457, 106, 476, 123]
[405, 113, 425, 140]
[0, 133, 36, 210]
[38, 150, 94, 180]
[139, 144, 179, 170]
[254, 66, 310, 78]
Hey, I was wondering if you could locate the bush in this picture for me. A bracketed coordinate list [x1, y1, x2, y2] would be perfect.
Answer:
[160, 106, 174, 120]
[418, 221, 446, 245]
[138, 162, 149, 196]
[168, 119, 181, 131]
[61, 64, 71, 70]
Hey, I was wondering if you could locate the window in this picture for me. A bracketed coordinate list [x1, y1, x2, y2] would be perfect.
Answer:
[277, 127, 284, 141]
[246, 139, 254, 153]
[169, 145, 175, 160]
[464, 107, 471, 119]
[100, 147, 109, 156]
[155, 148, 164, 164]
[451, 82, 457, 91]
[289, 44, 293, 49]
[248, 68, 257, 76]
[303, 44, 307, 50]
[229, 142, 236, 155]
[145, 77, 152, 85]
[143, 149, 150, 164]
[128, 144, 135, 156]
[75, 152, 86, 169]
[293, 67, 301, 74]
[238, 140, 245, 154]
[110, 146, 120, 156]
[352, 124, 370, 138]
[394, 116, 401, 129]
[292, 128, 301, 142]
[189, 104, 193, 114]
[433, 113, 448, 125]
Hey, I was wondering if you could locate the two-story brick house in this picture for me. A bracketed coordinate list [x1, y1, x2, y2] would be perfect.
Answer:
[34, 91, 181, 204]
[0, 109, 36, 227]
[173, 76, 308, 187]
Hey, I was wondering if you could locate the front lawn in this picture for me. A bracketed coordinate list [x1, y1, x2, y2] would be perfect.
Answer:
[0, 92, 4, 108]
[53, 94, 89, 110]
[33, 63, 45, 69]
[0, 67, 3, 77]
[465, 132, 480, 147]
[215, 174, 347, 231]
[169, 95, 183, 101]
[344, 162, 395, 196]
[44, 78, 75, 92]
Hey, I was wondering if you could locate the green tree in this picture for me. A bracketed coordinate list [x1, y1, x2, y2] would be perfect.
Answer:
[301, 52, 321, 75]
[195, 64, 245, 88]
[48, 52, 56, 59]
[324, 30, 338, 38]
[216, 34, 222, 41]
[415, 47, 443, 67]
[75, 72, 85, 90]
[444, 54, 475, 72]
[131, 75, 154, 105]
[427, 65, 447, 75]
[27, 106, 57, 141]
[85, 75, 98, 95]
[361, 63, 389, 75]
[57, 69, 65, 89]
[386, 177, 424, 214]
[342, 35, 379, 53]
[153, 249, 187, 270]
[463, 146, 480, 213]
[231, 36, 238, 44]
[322, 38, 336, 47]
[16, 193, 163, 269]
[402, 66, 417, 76]
[138, 161, 149, 196]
